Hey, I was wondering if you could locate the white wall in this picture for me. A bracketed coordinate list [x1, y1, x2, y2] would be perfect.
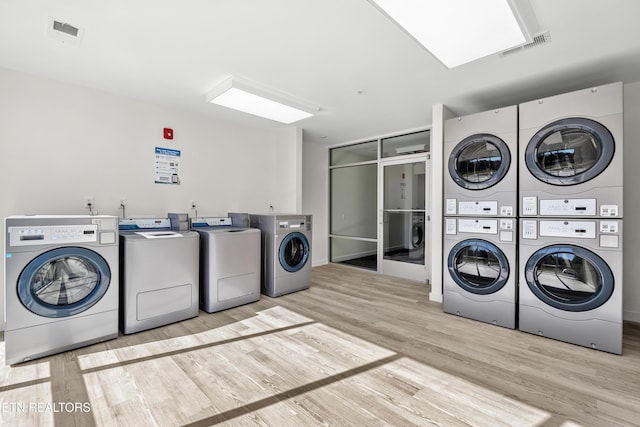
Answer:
[275, 127, 303, 214]
[623, 81, 640, 322]
[302, 140, 328, 266]
[428, 104, 454, 303]
[0, 68, 299, 329]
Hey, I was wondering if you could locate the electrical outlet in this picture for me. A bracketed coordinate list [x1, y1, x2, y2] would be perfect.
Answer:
[85, 197, 94, 209]
[190, 200, 197, 209]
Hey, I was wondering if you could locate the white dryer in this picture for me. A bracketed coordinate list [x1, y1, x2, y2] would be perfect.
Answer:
[519, 82, 623, 218]
[190, 217, 261, 313]
[519, 219, 622, 354]
[119, 218, 199, 334]
[4, 215, 119, 365]
[444, 105, 517, 217]
[443, 217, 517, 329]
[250, 214, 312, 297]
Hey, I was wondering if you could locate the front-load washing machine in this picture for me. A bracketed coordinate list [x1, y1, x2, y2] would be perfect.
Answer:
[444, 105, 517, 217]
[411, 212, 425, 250]
[119, 218, 199, 334]
[519, 218, 622, 354]
[190, 217, 261, 312]
[519, 82, 623, 218]
[407, 212, 425, 262]
[4, 215, 119, 365]
[249, 214, 312, 297]
[443, 217, 517, 328]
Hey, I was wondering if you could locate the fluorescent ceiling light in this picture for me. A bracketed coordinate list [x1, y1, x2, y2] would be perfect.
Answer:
[206, 77, 317, 124]
[368, 0, 536, 68]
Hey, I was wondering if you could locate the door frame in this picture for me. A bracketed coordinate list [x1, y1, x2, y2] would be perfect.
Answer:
[377, 153, 431, 282]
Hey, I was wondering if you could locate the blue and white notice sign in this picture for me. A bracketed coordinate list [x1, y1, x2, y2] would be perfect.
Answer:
[154, 147, 181, 185]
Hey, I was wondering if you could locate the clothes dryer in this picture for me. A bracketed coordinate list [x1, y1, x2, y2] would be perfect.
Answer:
[443, 217, 517, 328]
[119, 218, 199, 334]
[190, 217, 260, 312]
[519, 82, 623, 218]
[519, 218, 622, 354]
[444, 105, 517, 217]
[4, 215, 119, 365]
[250, 214, 312, 297]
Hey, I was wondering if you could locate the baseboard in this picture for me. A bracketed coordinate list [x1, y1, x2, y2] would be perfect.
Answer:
[312, 258, 328, 267]
[624, 310, 640, 323]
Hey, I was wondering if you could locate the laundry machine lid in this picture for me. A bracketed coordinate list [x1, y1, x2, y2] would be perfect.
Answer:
[134, 231, 183, 239]
[524, 244, 614, 311]
[447, 239, 509, 295]
[524, 118, 615, 186]
[448, 133, 511, 190]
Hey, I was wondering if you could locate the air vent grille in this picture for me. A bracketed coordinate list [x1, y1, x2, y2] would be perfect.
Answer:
[47, 16, 84, 46]
[499, 31, 551, 57]
[53, 21, 79, 37]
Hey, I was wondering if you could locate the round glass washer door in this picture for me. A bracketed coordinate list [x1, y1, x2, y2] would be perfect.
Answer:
[279, 232, 310, 273]
[524, 244, 614, 312]
[411, 224, 424, 249]
[18, 247, 112, 318]
[448, 134, 511, 190]
[447, 239, 510, 295]
[525, 118, 615, 186]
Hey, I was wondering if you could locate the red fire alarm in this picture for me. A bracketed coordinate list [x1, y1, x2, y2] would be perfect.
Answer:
[163, 128, 174, 140]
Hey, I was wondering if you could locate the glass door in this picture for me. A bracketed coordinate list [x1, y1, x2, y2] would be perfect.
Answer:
[378, 155, 430, 281]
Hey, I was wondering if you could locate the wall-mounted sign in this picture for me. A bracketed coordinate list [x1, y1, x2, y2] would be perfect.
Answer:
[154, 147, 181, 185]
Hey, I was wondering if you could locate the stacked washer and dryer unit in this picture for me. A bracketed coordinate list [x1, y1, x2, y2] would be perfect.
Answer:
[518, 82, 624, 354]
[443, 106, 519, 329]
[442, 82, 624, 354]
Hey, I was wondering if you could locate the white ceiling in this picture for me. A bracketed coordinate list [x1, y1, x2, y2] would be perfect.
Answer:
[2, 0, 640, 145]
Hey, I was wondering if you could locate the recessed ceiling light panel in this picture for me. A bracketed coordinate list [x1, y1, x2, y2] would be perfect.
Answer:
[206, 77, 318, 124]
[368, 0, 538, 68]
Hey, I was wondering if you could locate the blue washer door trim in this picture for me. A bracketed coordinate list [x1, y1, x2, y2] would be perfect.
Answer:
[18, 247, 111, 318]
[279, 232, 310, 273]
[448, 239, 510, 295]
[524, 244, 614, 312]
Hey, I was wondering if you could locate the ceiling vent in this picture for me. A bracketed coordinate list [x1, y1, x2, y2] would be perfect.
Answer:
[47, 16, 84, 47]
[499, 31, 551, 57]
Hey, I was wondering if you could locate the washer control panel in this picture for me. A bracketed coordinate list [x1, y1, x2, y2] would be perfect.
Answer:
[458, 201, 498, 216]
[458, 219, 497, 234]
[9, 224, 98, 246]
[539, 220, 596, 238]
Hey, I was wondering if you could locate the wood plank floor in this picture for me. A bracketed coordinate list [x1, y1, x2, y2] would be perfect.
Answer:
[2, 263, 640, 426]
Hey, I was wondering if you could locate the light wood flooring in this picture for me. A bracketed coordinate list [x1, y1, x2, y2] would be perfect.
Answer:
[1, 263, 640, 426]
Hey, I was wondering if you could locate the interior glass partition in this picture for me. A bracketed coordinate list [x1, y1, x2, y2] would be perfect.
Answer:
[329, 129, 430, 279]
[329, 141, 378, 270]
